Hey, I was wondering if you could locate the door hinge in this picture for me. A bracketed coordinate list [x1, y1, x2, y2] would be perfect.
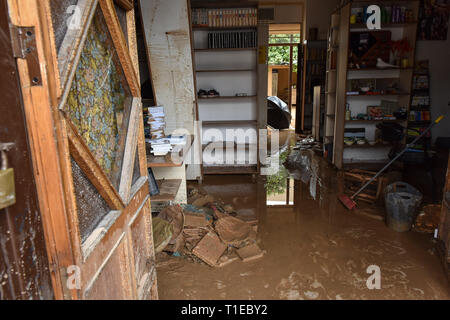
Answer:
[9, 24, 42, 86]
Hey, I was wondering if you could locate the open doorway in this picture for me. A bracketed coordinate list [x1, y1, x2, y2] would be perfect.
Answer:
[267, 24, 301, 129]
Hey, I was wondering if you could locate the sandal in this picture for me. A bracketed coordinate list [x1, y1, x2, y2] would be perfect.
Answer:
[207, 89, 220, 98]
[198, 89, 208, 98]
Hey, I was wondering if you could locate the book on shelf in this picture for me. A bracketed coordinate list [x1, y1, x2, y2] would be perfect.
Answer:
[207, 30, 257, 49]
[192, 8, 257, 28]
[409, 111, 431, 121]
[411, 95, 430, 107]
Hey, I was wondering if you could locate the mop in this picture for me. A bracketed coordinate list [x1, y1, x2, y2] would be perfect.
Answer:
[339, 114, 445, 210]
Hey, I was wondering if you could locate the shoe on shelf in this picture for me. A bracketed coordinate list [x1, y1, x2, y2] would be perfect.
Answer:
[207, 89, 220, 98]
[198, 89, 208, 98]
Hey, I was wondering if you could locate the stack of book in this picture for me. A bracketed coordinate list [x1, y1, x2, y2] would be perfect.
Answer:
[208, 30, 257, 49]
[148, 137, 172, 156]
[146, 135, 188, 157]
[146, 106, 169, 156]
[145, 106, 189, 157]
[192, 8, 257, 28]
[148, 106, 165, 140]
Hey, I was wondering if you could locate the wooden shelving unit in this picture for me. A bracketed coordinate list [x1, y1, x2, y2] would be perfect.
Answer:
[299, 40, 327, 132]
[407, 62, 432, 154]
[151, 179, 182, 202]
[202, 165, 258, 175]
[196, 69, 255, 72]
[202, 120, 258, 125]
[323, 0, 420, 169]
[190, 2, 260, 175]
[198, 95, 257, 100]
[194, 47, 257, 52]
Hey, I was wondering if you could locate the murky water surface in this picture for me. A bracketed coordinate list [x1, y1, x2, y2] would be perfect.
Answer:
[156, 132, 449, 300]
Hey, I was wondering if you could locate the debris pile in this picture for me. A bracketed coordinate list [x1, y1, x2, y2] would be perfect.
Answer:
[413, 204, 441, 233]
[152, 186, 264, 267]
[294, 136, 322, 154]
[343, 169, 386, 204]
[343, 169, 401, 204]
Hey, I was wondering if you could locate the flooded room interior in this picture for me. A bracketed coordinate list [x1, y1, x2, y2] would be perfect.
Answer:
[0, 0, 449, 302]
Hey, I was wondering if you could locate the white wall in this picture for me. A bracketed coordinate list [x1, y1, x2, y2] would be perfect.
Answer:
[416, 29, 450, 141]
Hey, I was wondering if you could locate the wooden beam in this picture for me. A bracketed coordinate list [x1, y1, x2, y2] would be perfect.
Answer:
[114, 0, 134, 11]
[67, 122, 125, 210]
[312, 86, 321, 141]
[126, 6, 140, 81]
[118, 98, 141, 203]
[100, 0, 140, 97]
[332, 3, 350, 169]
[57, 0, 98, 95]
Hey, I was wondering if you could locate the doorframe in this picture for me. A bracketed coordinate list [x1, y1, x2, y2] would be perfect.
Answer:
[7, 0, 78, 300]
[267, 31, 301, 128]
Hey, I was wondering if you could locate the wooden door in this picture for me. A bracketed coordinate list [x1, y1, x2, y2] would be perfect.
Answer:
[0, 0, 53, 299]
[7, 0, 157, 299]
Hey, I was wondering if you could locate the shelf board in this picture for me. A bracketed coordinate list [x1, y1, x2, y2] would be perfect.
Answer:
[346, 92, 410, 97]
[343, 160, 393, 170]
[348, 67, 413, 71]
[198, 95, 256, 100]
[202, 120, 257, 125]
[351, 0, 420, 5]
[147, 136, 194, 168]
[345, 119, 406, 123]
[147, 155, 183, 168]
[195, 47, 257, 52]
[344, 143, 391, 149]
[350, 22, 417, 29]
[196, 69, 255, 73]
[191, 1, 258, 9]
[193, 26, 257, 31]
[202, 142, 257, 151]
[151, 179, 182, 202]
[203, 165, 258, 175]
[408, 121, 431, 127]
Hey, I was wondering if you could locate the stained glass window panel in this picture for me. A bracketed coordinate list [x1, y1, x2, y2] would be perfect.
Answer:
[66, 7, 132, 190]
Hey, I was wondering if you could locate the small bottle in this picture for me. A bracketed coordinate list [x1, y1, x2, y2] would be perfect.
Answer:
[345, 103, 351, 120]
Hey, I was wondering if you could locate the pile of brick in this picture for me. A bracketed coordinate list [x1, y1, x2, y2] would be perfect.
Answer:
[154, 189, 263, 267]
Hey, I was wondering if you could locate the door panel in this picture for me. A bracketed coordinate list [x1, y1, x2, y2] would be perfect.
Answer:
[58, 0, 156, 299]
[84, 236, 133, 299]
[0, 0, 53, 299]
[71, 158, 113, 243]
[7, 0, 157, 299]
[65, 12, 133, 190]
[129, 201, 155, 299]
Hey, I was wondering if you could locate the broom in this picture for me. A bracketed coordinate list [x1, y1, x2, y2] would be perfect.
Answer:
[339, 114, 445, 210]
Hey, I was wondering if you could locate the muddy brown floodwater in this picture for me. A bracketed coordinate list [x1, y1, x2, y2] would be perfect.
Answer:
[156, 134, 449, 300]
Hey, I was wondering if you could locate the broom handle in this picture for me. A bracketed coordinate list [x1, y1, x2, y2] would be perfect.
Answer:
[351, 115, 445, 199]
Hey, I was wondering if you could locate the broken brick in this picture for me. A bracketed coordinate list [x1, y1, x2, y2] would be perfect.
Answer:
[184, 212, 211, 228]
[236, 243, 264, 262]
[192, 232, 227, 267]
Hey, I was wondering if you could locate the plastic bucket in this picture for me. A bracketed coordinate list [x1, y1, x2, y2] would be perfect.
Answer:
[384, 182, 422, 232]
